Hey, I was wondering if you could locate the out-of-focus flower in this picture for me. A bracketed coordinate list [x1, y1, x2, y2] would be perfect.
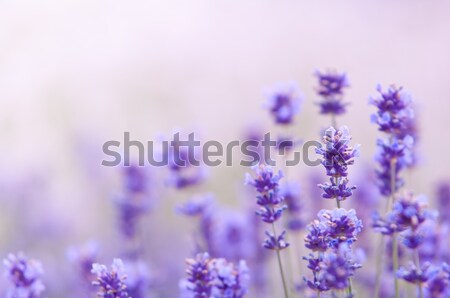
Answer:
[67, 241, 99, 282]
[91, 259, 129, 298]
[3, 253, 45, 298]
[424, 264, 449, 298]
[123, 260, 153, 298]
[177, 194, 217, 256]
[265, 82, 302, 125]
[165, 135, 206, 189]
[397, 262, 436, 285]
[436, 182, 450, 223]
[114, 166, 153, 239]
[280, 181, 304, 231]
[315, 69, 350, 115]
[372, 193, 428, 235]
[374, 137, 413, 196]
[213, 259, 250, 298]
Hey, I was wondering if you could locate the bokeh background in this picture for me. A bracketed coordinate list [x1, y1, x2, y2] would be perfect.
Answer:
[1, 1, 450, 297]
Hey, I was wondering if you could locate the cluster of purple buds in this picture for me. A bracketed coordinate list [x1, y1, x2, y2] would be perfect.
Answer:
[304, 208, 363, 251]
[165, 136, 205, 189]
[316, 126, 359, 203]
[180, 252, 249, 298]
[370, 85, 415, 196]
[303, 244, 361, 293]
[114, 166, 153, 239]
[3, 253, 45, 298]
[372, 193, 428, 236]
[91, 259, 130, 298]
[280, 182, 304, 231]
[246, 165, 289, 250]
[315, 69, 350, 115]
[265, 82, 302, 125]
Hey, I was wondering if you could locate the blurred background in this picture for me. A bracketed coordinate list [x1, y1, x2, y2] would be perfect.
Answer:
[1, 0, 450, 297]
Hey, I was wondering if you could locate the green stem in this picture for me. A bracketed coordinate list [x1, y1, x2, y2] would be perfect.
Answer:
[347, 277, 353, 297]
[272, 223, 289, 298]
[393, 234, 399, 298]
[373, 235, 386, 298]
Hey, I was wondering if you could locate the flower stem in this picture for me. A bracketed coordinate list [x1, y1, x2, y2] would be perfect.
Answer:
[392, 234, 399, 298]
[272, 223, 289, 298]
[373, 234, 386, 298]
[347, 277, 353, 297]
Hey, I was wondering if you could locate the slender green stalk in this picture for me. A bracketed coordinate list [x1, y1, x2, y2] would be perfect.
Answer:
[413, 248, 423, 298]
[392, 234, 399, 298]
[373, 235, 386, 298]
[347, 278, 353, 297]
[272, 223, 289, 298]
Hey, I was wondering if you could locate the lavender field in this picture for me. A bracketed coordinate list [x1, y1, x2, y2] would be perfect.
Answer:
[1, 1, 450, 298]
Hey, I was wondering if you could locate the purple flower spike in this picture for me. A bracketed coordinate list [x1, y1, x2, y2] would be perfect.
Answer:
[91, 259, 130, 298]
[397, 262, 436, 285]
[183, 253, 215, 298]
[304, 221, 328, 252]
[370, 85, 414, 136]
[213, 259, 250, 298]
[263, 230, 290, 250]
[266, 82, 302, 125]
[318, 177, 356, 202]
[318, 208, 363, 247]
[3, 253, 45, 298]
[316, 126, 360, 178]
[315, 69, 350, 115]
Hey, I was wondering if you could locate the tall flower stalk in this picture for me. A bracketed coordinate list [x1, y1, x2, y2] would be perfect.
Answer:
[370, 85, 415, 298]
[303, 126, 361, 297]
[246, 165, 289, 298]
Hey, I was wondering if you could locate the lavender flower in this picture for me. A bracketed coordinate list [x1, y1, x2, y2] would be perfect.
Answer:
[91, 259, 129, 298]
[425, 264, 449, 298]
[303, 244, 361, 292]
[165, 136, 206, 189]
[372, 193, 428, 235]
[213, 259, 250, 298]
[182, 253, 216, 298]
[3, 253, 45, 298]
[265, 82, 302, 125]
[304, 221, 328, 252]
[370, 85, 414, 136]
[246, 165, 288, 249]
[280, 181, 304, 231]
[263, 230, 289, 250]
[114, 166, 153, 239]
[370, 84, 416, 196]
[436, 181, 450, 223]
[123, 260, 153, 298]
[374, 137, 413, 196]
[316, 126, 360, 178]
[397, 262, 436, 285]
[315, 69, 350, 115]
[317, 208, 363, 248]
[67, 241, 99, 282]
